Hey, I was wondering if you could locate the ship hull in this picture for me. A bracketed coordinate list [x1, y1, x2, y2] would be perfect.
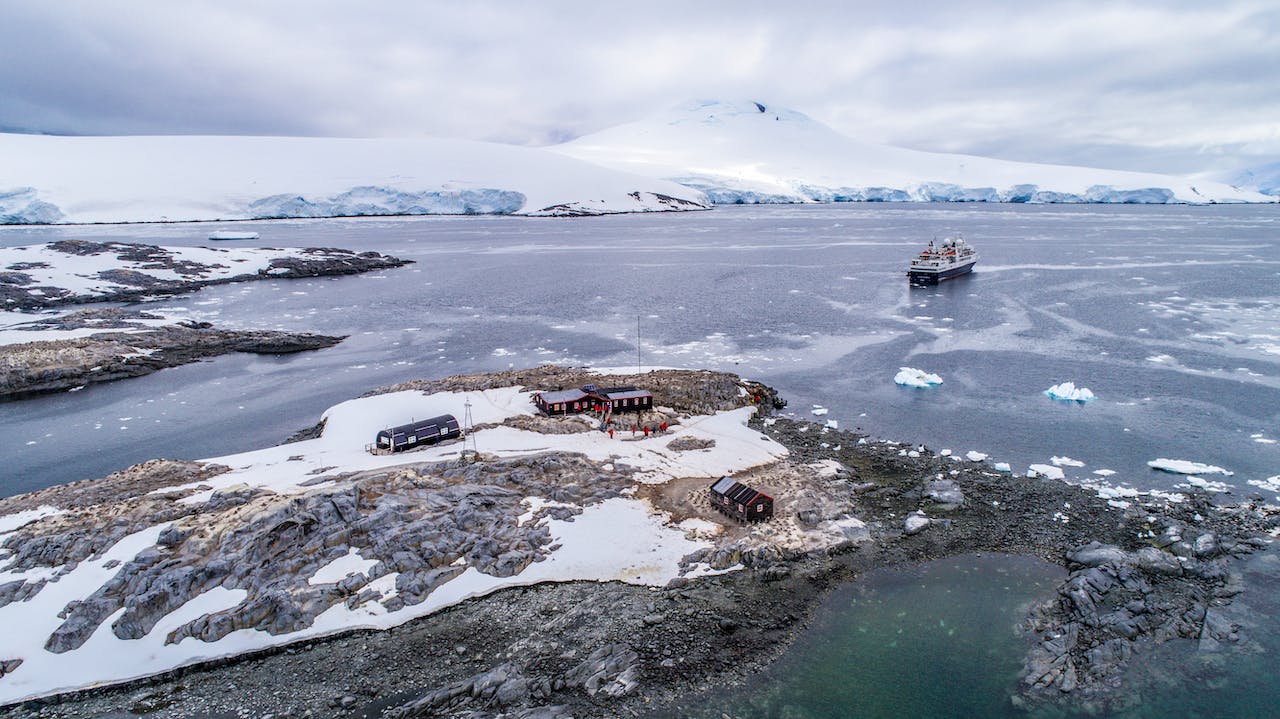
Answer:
[908, 260, 976, 285]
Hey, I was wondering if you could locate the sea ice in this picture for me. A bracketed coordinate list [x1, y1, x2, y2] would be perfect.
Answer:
[1051, 456, 1085, 467]
[1027, 464, 1065, 480]
[1044, 382, 1095, 403]
[965, 451, 988, 462]
[1247, 476, 1280, 493]
[811, 405, 829, 416]
[894, 367, 943, 388]
[1147, 459, 1233, 476]
[993, 462, 1011, 472]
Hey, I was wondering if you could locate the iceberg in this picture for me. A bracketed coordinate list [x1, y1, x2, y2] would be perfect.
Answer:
[1027, 464, 1065, 480]
[1147, 459, 1233, 476]
[1044, 382, 1095, 403]
[895, 367, 943, 388]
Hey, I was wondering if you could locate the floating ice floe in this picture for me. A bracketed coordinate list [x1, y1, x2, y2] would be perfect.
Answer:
[1051, 456, 1085, 467]
[1044, 382, 1095, 403]
[811, 405, 829, 416]
[1147, 459, 1233, 476]
[1027, 464, 1065, 480]
[894, 367, 943, 388]
[207, 230, 260, 240]
[993, 462, 1011, 472]
[965, 451, 988, 462]
[1179, 477, 1234, 493]
[1247, 476, 1280, 493]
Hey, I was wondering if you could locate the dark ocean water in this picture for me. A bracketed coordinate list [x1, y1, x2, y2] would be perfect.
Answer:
[1, 203, 1278, 716]
[2, 204, 1277, 499]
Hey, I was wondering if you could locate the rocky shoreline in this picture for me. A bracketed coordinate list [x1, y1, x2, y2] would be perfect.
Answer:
[1, 368, 1276, 718]
[1, 240, 410, 311]
[1, 308, 344, 399]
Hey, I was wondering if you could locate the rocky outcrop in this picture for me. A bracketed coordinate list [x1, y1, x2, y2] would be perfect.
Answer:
[1018, 522, 1261, 707]
[0, 309, 344, 398]
[2, 241, 411, 311]
[10, 453, 633, 655]
[564, 643, 641, 698]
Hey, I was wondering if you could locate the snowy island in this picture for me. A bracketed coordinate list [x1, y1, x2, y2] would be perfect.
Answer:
[1, 101, 1271, 226]
[0, 366, 1274, 717]
[0, 241, 409, 397]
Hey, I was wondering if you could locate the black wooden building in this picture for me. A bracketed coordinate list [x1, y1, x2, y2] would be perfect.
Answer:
[708, 476, 774, 522]
[375, 414, 462, 452]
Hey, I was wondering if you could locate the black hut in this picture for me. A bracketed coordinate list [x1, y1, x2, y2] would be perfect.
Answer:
[708, 476, 774, 522]
[375, 414, 461, 452]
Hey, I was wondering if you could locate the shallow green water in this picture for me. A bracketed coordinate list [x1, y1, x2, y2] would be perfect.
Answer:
[658, 549, 1280, 719]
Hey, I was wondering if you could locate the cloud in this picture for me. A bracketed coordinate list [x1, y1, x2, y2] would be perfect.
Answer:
[1, 0, 1276, 173]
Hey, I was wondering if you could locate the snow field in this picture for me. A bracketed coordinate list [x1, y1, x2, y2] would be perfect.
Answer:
[0, 383, 787, 703]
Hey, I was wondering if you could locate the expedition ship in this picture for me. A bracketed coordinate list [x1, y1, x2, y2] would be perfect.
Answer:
[907, 236, 978, 285]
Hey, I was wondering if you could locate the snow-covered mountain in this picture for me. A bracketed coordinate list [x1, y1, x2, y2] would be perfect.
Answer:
[0, 134, 709, 224]
[1211, 160, 1280, 197]
[554, 100, 1271, 205]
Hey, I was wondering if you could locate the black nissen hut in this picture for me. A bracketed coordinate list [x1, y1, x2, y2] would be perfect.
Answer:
[709, 476, 774, 522]
[375, 414, 462, 452]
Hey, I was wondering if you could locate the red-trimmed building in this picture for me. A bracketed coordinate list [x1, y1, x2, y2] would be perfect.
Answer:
[709, 476, 774, 522]
[532, 384, 653, 415]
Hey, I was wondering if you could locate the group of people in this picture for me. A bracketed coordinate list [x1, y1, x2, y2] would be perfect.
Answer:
[603, 420, 668, 439]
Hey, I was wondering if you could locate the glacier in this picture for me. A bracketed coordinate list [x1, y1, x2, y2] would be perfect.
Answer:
[247, 187, 526, 219]
[0, 187, 64, 224]
[555, 100, 1273, 206]
[0, 133, 708, 225]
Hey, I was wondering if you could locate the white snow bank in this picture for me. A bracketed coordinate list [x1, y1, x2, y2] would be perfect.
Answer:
[894, 367, 943, 388]
[307, 548, 380, 586]
[0, 133, 708, 224]
[1044, 382, 1095, 403]
[0, 505, 64, 535]
[1147, 459, 1233, 476]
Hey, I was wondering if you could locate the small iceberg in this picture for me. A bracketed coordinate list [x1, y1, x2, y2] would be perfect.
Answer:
[895, 367, 943, 388]
[1147, 459, 1233, 476]
[811, 405, 829, 416]
[1044, 382, 1094, 403]
[965, 450, 988, 462]
[1027, 464, 1065, 480]
[208, 230, 261, 241]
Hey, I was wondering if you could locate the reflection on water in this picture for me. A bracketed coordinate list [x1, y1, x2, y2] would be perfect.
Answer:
[658, 554, 1065, 719]
[658, 547, 1280, 719]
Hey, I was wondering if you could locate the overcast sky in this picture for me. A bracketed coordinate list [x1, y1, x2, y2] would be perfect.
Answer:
[2, 1, 1277, 174]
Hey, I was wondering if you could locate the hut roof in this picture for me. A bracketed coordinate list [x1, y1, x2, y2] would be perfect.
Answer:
[538, 389, 591, 404]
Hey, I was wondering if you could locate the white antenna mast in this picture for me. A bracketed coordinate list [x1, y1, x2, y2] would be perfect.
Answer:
[463, 396, 477, 461]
